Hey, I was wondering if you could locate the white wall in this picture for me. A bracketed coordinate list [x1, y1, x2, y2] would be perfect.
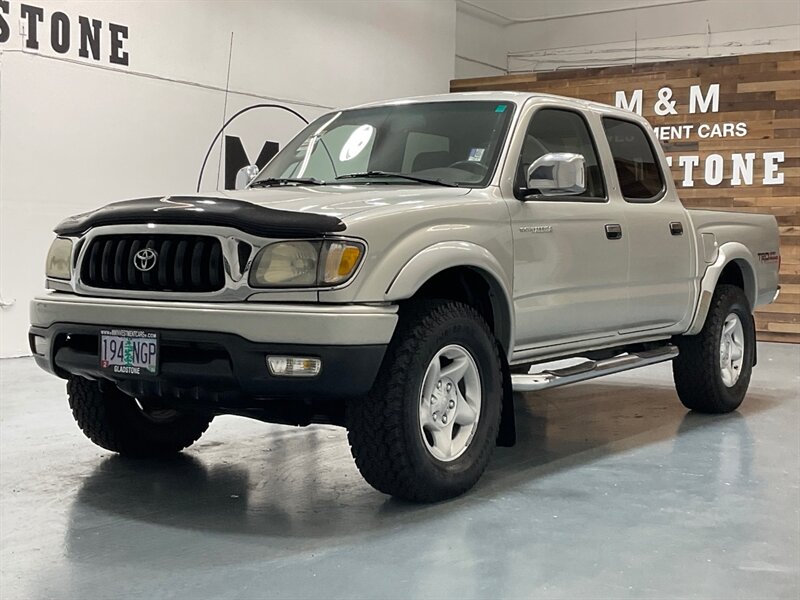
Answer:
[455, 8, 506, 78]
[0, 0, 456, 357]
[456, 0, 800, 76]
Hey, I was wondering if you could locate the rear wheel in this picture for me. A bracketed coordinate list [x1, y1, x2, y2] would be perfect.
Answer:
[347, 300, 503, 502]
[672, 284, 755, 413]
[67, 376, 213, 456]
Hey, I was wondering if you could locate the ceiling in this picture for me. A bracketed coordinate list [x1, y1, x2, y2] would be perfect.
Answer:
[458, 0, 707, 24]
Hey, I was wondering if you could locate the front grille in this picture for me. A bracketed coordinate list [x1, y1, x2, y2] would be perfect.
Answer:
[80, 235, 225, 292]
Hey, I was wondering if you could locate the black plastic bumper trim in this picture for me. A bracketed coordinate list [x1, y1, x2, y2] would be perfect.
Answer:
[29, 323, 386, 403]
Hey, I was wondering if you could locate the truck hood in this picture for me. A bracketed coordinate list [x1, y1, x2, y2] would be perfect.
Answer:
[54, 185, 471, 238]
[217, 185, 471, 220]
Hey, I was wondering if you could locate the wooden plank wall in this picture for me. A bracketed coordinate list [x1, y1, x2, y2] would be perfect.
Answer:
[451, 51, 800, 343]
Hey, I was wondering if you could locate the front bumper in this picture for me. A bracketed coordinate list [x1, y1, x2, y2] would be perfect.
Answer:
[29, 294, 397, 404]
[30, 294, 398, 345]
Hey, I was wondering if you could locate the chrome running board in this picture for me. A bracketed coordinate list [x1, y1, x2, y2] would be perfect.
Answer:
[511, 345, 679, 392]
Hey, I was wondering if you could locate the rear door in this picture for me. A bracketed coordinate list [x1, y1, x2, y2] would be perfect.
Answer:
[507, 107, 630, 349]
[601, 117, 694, 331]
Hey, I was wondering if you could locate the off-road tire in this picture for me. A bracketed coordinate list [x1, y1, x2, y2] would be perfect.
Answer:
[673, 284, 755, 414]
[67, 376, 213, 457]
[347, 300, 503, 502]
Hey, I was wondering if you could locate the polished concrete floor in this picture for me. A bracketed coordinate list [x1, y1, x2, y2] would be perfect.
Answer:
[1, 342, 798, 599]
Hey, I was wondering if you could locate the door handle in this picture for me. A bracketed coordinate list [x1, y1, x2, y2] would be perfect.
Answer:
[670, 221, 684, 236]
[605, 224, 623, 240]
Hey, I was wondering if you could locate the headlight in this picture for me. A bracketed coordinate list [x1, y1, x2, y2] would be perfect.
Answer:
[249, 240, 364, 288]
[250, 241, 320, 287]
[45, 237, 73, 280]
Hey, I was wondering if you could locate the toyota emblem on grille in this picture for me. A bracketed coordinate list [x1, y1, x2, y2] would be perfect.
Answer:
[133, 248, 158, 272]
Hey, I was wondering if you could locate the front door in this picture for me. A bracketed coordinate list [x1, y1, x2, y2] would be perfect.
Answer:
[508, 108, 630, 350]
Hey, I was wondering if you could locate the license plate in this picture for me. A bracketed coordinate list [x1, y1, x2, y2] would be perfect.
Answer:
[99, 329, 159, 376]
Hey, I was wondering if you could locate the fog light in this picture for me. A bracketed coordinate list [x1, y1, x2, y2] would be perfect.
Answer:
[32, 335, 49, 356]
[267, 356, 321, 377]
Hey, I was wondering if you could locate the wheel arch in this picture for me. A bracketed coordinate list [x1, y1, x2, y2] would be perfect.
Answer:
[686, 242, 758, 335]
[385, 242, 514, 359]
[718, 259, 757, 307]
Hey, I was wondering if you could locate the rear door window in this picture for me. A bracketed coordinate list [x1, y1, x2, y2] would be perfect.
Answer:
[602, 118, 665, 202]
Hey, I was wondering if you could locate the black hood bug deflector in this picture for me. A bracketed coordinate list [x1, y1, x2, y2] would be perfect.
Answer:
[54, 196, 347, 238]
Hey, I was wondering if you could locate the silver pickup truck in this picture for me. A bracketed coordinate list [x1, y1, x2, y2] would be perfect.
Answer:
[30, 92, 781, 502]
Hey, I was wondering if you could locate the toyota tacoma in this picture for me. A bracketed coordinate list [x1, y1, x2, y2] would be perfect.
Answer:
[29, 92, 781, 502]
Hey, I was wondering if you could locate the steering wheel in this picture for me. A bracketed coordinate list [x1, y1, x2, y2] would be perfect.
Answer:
[447, 160, 489, 176]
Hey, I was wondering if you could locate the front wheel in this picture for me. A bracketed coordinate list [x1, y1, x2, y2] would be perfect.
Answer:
[347, 300, 503, 502]
[672, 284, 756, 414]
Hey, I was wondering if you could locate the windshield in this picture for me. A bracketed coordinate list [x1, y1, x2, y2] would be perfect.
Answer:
[252, 101, 516, 188]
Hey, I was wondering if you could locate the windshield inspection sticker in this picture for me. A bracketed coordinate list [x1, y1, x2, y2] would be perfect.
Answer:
[468, 148, 485, 162]
[495, 104, 507, 113]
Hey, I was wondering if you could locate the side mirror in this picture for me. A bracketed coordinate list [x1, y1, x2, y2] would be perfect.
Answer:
[525, 152, 586, 196]
[235, 164, 260, 190]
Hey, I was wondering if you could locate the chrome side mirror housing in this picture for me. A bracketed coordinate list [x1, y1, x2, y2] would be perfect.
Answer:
[235, 164, 261, 190]
[526, 152, 586, 196]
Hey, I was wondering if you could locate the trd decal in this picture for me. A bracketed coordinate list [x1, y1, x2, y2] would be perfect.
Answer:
[757, 251, 779, 263]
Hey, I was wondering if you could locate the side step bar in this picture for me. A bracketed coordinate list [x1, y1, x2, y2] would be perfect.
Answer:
[511, 345, 679, 392]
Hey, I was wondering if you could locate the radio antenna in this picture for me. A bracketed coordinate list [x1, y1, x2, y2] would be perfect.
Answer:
[215, 32, 235, 191]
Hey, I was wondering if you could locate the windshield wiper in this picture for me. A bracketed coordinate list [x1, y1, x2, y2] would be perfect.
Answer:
[336, 171, 459, 188]
[250, 177, 324, 187]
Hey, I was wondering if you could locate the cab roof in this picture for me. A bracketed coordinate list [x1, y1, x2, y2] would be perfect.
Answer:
[348, 91, 643, 123]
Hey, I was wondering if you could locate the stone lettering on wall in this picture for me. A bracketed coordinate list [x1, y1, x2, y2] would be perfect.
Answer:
[614, 84, 787, 189]
[0, 1, 129, 66]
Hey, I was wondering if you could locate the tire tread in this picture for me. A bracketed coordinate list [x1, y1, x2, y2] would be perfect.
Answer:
[673, 284, 754, 414]
[348, 300, 502, 502]
[67, 377, 211, 456]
